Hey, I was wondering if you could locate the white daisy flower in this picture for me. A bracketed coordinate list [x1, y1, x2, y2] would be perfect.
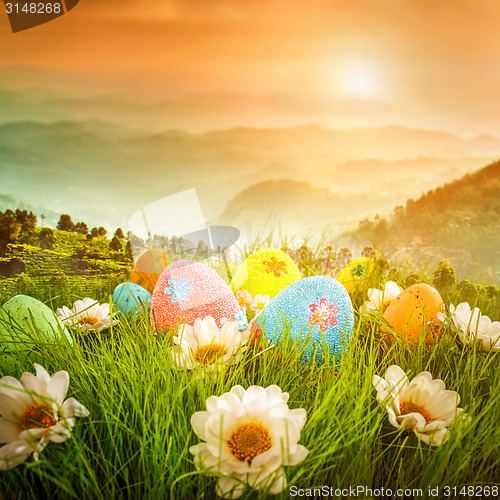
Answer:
[235, 290, 270, 315]
[247, 294, 270, 314]
[235, 291, 252, 313]
[0, 364, 89, 470]
[170, 316, 249, 371]
[363, 281, 403, 316]
[437, 302, 500, 352]
[373, 365, 466, 446]
[56, 297, 119, 333]
[190, 384, 308, 498]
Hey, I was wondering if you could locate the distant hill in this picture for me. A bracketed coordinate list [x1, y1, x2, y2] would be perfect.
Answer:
[0, 193, 61, 227]
[350, 160, 500, 280]
[220, 179, 338, 235]
[1, 119, 498, 233]
[201, 124, 500, 159]
[219, 178, 403, 238]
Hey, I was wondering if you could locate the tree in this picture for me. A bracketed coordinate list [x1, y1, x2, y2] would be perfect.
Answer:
[485, 285, 500, 301]
[457, 279, 479, 304]
[153, 234, 169, 250]
[170, 235, 178, 253]
[0, 214, 21, 256]
[19, 221, 36, 244]
[196, 239, 209, 258]
[57, 214, 74, 232]
[90, 227, 99, 238]
[109, 235, 122, 252]
[38, 227, 55, 250]
[98, 226, 107, 237]
[124, 240, 133, 261]
[432, 260, 456, 298]
[74, 222, 89, 235]
[394, 205, 405, 224]
[114, 228, 125, 239]
[15, 209, 36, 226]
[373, 217, 390, 243]
[128, 232, 146, 257]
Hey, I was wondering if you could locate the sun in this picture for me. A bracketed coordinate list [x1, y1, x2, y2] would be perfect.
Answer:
[338, 59, 383, 98]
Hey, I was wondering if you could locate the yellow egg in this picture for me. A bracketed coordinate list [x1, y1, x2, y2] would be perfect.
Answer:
[231, 248, 302, 299]
[130, 248, 168, 293]
[336, 257, 373, 293]
[381, 283, 443, 343]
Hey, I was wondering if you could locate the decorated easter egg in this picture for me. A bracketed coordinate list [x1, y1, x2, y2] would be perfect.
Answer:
[231, 248, 302, 299]
[112, 282, 152, 319]
[0, 295, 72, 370]
[151, 260, 245, 334]
[336, 257, 374, 293]
[257, 276, 354, 364]
[130, 248, 168, 293]
[381, 283, 444, 343]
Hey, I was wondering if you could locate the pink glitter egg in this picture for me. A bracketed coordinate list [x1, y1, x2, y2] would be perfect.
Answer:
[150, 259, 245, 335]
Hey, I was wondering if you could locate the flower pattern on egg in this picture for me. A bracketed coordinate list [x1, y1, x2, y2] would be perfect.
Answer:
[262, 256, 288, 277]
[164, 276, 194, 304]
[308, 298, 338, 332]
[351, 264, 365, 278]
[233, 310, 248, 331]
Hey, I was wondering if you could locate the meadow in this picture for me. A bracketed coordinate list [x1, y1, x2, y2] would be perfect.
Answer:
[0, 239, 499, 500]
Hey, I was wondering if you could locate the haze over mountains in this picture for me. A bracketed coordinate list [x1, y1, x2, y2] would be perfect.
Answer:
[1, 117, 499, 240]
[350, 159, 500, 281]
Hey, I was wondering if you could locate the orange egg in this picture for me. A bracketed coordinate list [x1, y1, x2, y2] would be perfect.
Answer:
[381, 283, 443, 344]
[130, 248, 168, 293]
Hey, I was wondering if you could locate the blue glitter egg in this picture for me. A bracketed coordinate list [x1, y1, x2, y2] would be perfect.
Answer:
[112, 282, 152, 319]
[257, 276, 354, 364]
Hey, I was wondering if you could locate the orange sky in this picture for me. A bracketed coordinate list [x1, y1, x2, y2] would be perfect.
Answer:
[1, 0, 500, 134]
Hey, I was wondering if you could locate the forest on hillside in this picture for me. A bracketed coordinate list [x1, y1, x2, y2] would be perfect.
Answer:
[352, 160, 500, 280]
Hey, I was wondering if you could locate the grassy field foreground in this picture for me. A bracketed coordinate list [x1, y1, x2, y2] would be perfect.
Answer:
[0, 253, 499, 499]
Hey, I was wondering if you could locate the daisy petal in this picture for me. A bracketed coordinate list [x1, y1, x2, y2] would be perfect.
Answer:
[190, 384, 308, 496]
[217, 476, 245, 499]
[61, 397, 89, 418]
[373, 364, 465, 447]
[0, 440, 34, 470]
[47, 372, 70, 406]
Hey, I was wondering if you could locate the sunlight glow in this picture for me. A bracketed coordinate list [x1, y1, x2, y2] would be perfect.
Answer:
[339, 60, 383, 98]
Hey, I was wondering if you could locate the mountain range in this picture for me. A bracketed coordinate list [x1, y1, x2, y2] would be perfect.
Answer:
[1, 119, 499, 239]
[350, 159, 500, 280]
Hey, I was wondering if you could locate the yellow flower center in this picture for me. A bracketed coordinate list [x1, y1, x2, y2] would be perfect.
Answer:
[399, 400, 433, 424]
[18, 403, 56, 432]
[228, 419, 272, 464]
[79, 316, 99, 325]
[238, 296, 247, 306]
[194, 344, 227, 365]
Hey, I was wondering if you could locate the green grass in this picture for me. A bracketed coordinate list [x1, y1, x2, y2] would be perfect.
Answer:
[1, 247, 500, 499]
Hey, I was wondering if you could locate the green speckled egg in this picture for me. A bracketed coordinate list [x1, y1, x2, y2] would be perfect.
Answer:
[231, 248, 302, 299]
[0, 295, 72, 371]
